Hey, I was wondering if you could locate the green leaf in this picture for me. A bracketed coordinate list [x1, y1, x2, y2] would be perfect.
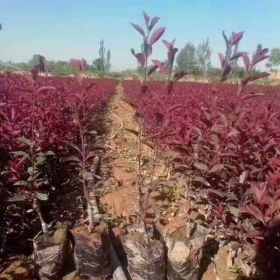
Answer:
[27, 172, 41, 182]
[193, 161, 209, 172]
[209, 164, 225, 173]
[83, 171, 93, 181]
[14, 180, 28, 186]
[36, 155, 47, 165]
[27, 167, 35, 175]
[18, 137, 34, 147]
[193, 176, 211, 187]
[64, 156, 80, 163]
[86, 151, 96, 161]
[88, 130, 98, 135]
[8, 194, 26, 202]
[12, 151, 30, 160]
[37, 192, 49, 201]
[45, 150, 55, 156]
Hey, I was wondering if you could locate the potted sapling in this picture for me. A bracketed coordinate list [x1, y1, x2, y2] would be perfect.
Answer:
[122, 110, 166, 280]
[7, 85, 70, 279]
[11, 138, 69, 279]
[64, 79, 112, 279]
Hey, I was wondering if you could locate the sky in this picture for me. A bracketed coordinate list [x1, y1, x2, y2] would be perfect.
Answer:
[0, 0, 279, 71]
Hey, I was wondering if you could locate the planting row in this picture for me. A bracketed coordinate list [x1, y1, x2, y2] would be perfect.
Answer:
[123, 80, 280, 271]
[0, 74, 117, 251]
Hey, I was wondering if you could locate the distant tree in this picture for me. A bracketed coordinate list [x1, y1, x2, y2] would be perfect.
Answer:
[0, 60, 31, 72]
[92, 40, 111, 73]
[176, 42, 198, 74]
[48, 60, 76, 76]
[197, 38, 211, 79]
[92, 57, 105, 72]
[266, 48, 280, 72]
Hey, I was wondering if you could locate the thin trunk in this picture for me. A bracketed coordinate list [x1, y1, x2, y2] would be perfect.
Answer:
[35, 200, 49, 236]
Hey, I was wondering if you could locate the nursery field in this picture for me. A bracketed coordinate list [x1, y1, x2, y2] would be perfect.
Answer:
[1, 6, 280, 279]
[1, 71, 280, 279]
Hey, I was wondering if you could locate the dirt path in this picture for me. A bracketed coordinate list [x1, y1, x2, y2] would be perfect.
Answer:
[100, 82, 186, 234]
[100, 82, 149, 219]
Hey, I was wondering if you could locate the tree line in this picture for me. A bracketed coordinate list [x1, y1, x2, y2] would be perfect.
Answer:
[0, 40, 111, 76]
[1, 35, 279, 79]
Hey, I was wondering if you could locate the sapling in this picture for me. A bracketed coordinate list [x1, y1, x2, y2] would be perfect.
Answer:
[131, 11, 165, 92]
[132, 112, 166, 238]
[149, 39, 187, 93]
[64, 103, 101, 230]
[219, 31, 270, 94]
[63, 65, 101, 231]
[219, 31, 244, 81]
[12, 136, 55, 236]
[10, 84, 57, 237]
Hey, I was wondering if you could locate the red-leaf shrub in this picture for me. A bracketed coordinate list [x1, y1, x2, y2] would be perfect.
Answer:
[0, 73, 116, 239]
[123, 80, 280, 249]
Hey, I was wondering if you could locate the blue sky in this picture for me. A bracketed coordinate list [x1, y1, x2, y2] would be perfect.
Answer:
[0, 0, 279, 71]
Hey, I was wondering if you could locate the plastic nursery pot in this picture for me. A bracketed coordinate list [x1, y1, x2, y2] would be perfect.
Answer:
[164, 222, 215, 280]
[122, 230, 166, 280]
[33, 227, 70, 280]
[165, 233, 196, 280]
[71, 224, 111, 279]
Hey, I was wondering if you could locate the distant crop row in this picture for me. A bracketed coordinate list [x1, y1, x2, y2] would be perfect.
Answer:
[123, 80, 280, 250]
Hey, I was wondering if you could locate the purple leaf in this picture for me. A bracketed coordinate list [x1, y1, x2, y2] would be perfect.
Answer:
[222, 31, 230, 48]
[131, 49, 146, 68]
[270, 157, 280, 168]
[149, 27, 165, 45]
[143, 41, 153, 57]
[232, 31, 244, 45]
[148, 64, 158, 76]
[240, 204, 265, 225]
[242, 53, 250, 71]
[136, 53, 146, 68]
[241, 72, 270, 87]
[173, 71, 187, 82]
[251, 182, 268, 205]
[221, 64, 231, 81]
[149, 17, 160, 31]
[230, 52, 248, 61]
[131, 23, 146, 37]
[253, 55, 270, 67]
[143, 12, 150, 29]
[152, 59, 168, 74]
[252, 45, 270, 67]
[162, 39, 175, 50]
[218, 53, 225, 67]
[167, 48, 178, 67]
